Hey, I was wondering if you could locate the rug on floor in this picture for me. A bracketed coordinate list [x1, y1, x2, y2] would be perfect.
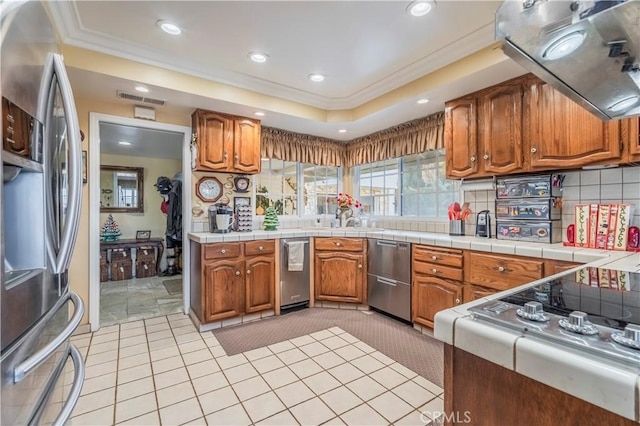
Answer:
[211, 308, 444, 387]
[163, 279, 183, 295]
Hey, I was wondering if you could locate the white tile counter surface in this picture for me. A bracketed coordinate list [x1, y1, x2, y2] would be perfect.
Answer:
[189, 229, 640, 422]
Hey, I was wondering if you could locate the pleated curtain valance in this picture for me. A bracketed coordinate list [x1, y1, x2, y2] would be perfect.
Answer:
[260, 111, 444, 168]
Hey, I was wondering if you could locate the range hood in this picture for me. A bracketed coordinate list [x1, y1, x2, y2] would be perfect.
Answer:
[496, 0, 640, 120]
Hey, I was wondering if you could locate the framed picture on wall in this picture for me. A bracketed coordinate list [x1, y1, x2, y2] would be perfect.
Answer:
[234, 196, 251, 207]
[136, 230, 151, 240]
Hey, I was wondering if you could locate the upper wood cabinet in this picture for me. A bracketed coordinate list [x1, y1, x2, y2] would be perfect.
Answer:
[445, 98, 478, 178]
[528, 79, 621, 169]
[622, 117, 640, 162]
[192, 109, 261, 174]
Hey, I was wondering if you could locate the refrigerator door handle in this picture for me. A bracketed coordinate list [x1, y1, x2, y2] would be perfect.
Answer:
[14, 292, 84, 383]
[51, 54, 82, 274]
[51, 344, 85, 426]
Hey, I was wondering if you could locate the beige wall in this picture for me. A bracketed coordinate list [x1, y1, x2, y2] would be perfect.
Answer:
[69, 96, 190, 325]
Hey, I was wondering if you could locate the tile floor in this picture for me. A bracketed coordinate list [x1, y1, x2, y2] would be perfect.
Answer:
[100, 276, 183, 326]
[69, 313, 444, 425]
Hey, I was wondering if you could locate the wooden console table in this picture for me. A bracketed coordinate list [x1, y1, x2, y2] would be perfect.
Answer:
[100, 238, 164, 275]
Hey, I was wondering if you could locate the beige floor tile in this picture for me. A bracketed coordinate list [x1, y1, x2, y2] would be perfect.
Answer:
[289, 397, 335, 426]
[336, 333, 359, 344]
[172, 324, 197, 335]
[147, 329, 173, 342]
[156, 380, 196, 408]
[154, 366, 190, 389]
[302, 371, 341, 395]
[333, 345, 366, 362]
[119, 326, 146, 339]
[175, 332, 203, 345]
[319, 386, 363, 415]
[232, 376, 271, 401]
[116, 410, 160, 425]
[223, 363, 259, 384]
[320, 335, 350, 350]
[85, 349, 118, 367]
[192, 371, 229, 395]
[261, 366, 299, 389]
[88, 339, 119, 355]
[392, 380, 437, 408]
[345, 376, 386, 402]
[120, 320, 144, 331]
[118, 363, 152, 385]
[169, 318, 193, 329]
[216, 353, 248, 369]
[353, 341, 375, 354]
[73, 387, 115, 416]
[273, 381, 315, 408]
[150, 345, 180, 362]
[203, 336, 222, 349]
[395, 409, 430, 425]
[144, 316, 168, 326]
[148, 337, 177, 351]
[310, 329, 334, 341]
[93, 327, 119, 339]
[85, 360, 117, 380]
[119, 334, 147, 349]
[313, 351, 347, 370]
[349, 355, 385, 375]
[369, 367, 409, 389]
[182, 348, 213, 365]
[151, 355, 184, 374]
[339, 403, 387, 426]
[412, 376, 443, 396]
[289, 335, 315, 347]
[275, 348, 307, 365]
[255, 409, 299, 426]
[369, 351, 394, 365]
[327, 326, 345, 335]
[251, 354, 285, 374]
[70, 335, 91, 347]
[288, 358, 323, 379]
[69, 404, 114, 425]
[159, 397, 203, 425]
[115, 392, 158, 423]
[419, 397, 444, 421]
[242, 391, 286, 423]
[119, 343, 149, 359]
[80, 372, 116, 396]
[243, 346, 273, 361]
[267, 340, 296, 354]
[205, 404, 252, 426]
[118, 352, 150, 370]
[187, 359, 221, 379]
[299, 341, 330, 357]
[209, 345, 227, 358]
[327, 363, 364, 384]
[324, 417, 347, 425]
[145, 322, 170, 334]
[367, 391, 413, 423]
[390, 362, 418, 379]
[198, 386, 240, 415]
[116, 376, 155, 402]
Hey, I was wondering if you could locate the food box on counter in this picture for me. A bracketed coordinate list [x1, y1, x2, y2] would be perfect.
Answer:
[496, 174, 563, 199]
[573, 203, 634, 250]
[496, 220, 561, 243]
[495, 199, 561, 221]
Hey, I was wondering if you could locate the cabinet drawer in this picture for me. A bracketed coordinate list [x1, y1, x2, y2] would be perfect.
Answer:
[203, 243, 241, 260]
[467, 252, 543, 291]
[245, 240, 275, 256]
[414, 262, 463, 282]
[315, 237, 364, 252]
[413, 245, 463, 268]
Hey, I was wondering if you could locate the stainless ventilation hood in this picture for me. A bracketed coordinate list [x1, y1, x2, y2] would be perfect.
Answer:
[496, 0, 640, 120]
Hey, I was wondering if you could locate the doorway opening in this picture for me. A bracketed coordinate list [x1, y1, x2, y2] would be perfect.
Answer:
[89, 113, 192, 331]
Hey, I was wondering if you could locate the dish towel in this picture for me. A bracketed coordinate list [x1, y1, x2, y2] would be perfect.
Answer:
[287, 241, 305, 271]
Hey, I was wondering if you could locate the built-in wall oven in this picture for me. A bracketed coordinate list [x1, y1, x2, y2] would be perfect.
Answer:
[367, 239, 411, 321]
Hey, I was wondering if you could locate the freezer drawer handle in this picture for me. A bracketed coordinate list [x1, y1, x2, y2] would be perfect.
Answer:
[52, 344, 85, 426]
[376, 240, 397, 247]
[14, 291, 84, 383]
[377, 277, 397, 287]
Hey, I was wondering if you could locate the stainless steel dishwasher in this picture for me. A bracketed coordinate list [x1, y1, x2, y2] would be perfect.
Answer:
[367, 239, 411, 321]
[280, 238, 310, 310]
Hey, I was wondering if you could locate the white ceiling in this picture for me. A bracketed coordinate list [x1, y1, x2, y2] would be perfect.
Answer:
[49, 1, 527, 146]
[99, 122, 183, 159]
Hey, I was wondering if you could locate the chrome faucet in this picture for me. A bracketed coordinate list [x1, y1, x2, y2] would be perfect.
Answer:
[338, 208, 352, 228]
[344, 217, 362, 228]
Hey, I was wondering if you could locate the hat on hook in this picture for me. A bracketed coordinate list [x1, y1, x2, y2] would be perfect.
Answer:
[154, 176, 172, 194]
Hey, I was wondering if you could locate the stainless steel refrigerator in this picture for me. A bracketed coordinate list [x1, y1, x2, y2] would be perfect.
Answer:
[1, 1, 86, 425]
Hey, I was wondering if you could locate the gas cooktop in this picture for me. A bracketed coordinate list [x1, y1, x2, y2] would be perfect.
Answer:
[470, 266, 640, 368]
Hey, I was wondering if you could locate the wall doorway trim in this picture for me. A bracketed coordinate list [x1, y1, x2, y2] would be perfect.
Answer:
[89, 113, 192, 331]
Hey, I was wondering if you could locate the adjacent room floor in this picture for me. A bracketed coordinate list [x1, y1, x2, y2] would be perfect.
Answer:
[100, 275, 183, 326]
[69, 310, 444, 425]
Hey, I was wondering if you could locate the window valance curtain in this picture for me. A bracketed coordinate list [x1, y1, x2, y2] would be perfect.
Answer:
[260, 111, 444, 167]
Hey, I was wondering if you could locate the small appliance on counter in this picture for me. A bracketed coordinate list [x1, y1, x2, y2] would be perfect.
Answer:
[208, 203, 234, 233]
[495, 174, 563, 243]
[233, 205, 253, 232]
[475, 210, 491, 238]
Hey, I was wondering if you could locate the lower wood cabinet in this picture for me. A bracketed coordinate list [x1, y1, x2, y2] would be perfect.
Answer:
[413, 275, 462, 328]
[463, 284, 496, 303]
[245, 256, 275, 313]
[465, 251, 544, 291]
[314, 238, 366, 304]
[203, 259, 244, 322]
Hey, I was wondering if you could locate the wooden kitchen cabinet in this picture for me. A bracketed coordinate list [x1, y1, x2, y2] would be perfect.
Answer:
[528, 79, 622, 169]
[245, 255, 275, 313]
[203, 259, 244, 322]
[544, 259, 581, 277]
[314, 238, 366, 304]
[622, 117, 640, 162]
[192, 109, 261, 174]
[413, 275, 462, 329]
[463, 284, 496, 303]
[445, 97, 479, 178]
[465, 251, 544, 292]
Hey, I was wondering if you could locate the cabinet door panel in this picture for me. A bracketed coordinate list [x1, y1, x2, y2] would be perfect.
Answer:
[245, 255, 275, 313]
[233, 119, 261, 173]
[463, 284, 495, 304]
[412, 275, 462, 329]
[194, 111, 233, 171]
[445, 98, 478, 178]
[203, 260, 244, 322]
[529, 82, 621, 168]
[314, 252, 364, 303]
[481, 83, 524, 174]
[623, 117, 640, 161]
[466, 252, 543, 291]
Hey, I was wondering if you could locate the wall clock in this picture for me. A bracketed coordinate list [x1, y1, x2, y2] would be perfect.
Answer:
[196, 176, 222, 202]
[234, 175, 251, 193]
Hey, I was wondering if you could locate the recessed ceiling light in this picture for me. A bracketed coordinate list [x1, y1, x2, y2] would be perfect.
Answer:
[608, 96, 640, 112]
[407, 1, 434, 17]
[254, 111, 265, 116]
[118, 141, 131, 146]
[248, 51, 269, 63]
[542, 31, 586, 60]
[417, 98, 429, 104]
[157, 20, 182, 35]
[135, 85, 149, 93]
[308, 73, 326, 82]
[338, 129, 347, 133]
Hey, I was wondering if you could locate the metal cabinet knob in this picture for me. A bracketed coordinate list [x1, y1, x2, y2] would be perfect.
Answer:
[497, 266, 505, 272]
[531, 147, 537, 153]
[470, 155, 476, 162]
[224, 152, 228, 160]
[235, 270, 241, 276]
[336, 242, 341, 246]
[483, 154, 489, 160]
[432, 268, 438, 274]
[431, 255, 438, 260]
[221, 249, 226, 254]
[456, 298, 461, 305]
[258, 246, 264, 251]
[246, 270, 251, 275]
[358, 264, 363, 269]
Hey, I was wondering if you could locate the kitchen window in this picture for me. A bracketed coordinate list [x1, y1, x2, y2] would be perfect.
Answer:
[355, 149, 458, 218]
